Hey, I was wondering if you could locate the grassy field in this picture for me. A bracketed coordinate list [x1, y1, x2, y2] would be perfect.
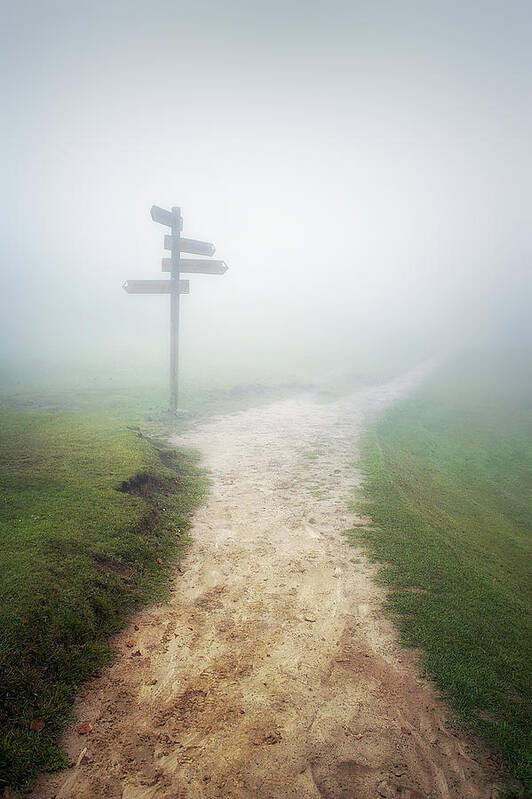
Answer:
[0, 368, 326, 791]
[353, 348, 532, 793]
[0, 402, 207, 790]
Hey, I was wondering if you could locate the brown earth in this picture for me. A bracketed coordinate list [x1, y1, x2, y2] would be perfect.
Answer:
[31, 368, 501, 798]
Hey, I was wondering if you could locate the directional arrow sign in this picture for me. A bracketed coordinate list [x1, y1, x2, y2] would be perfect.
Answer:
[161, 258, 228, 275]
[150, 205, 180, 227]
[123, 280, 190, 294]
[164, 235, 216, 257]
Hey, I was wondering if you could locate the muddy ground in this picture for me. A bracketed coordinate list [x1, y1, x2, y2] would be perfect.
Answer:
[31, 369, 501, 798]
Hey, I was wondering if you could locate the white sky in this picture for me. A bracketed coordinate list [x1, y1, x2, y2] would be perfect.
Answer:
[1, 1, 531, 380]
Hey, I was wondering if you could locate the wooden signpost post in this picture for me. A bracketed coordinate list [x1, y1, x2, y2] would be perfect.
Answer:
[123, 206, 228, 413]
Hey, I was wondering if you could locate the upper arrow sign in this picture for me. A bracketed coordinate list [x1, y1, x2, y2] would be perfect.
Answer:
[123, 279, 190, 294]
[150, 205, 179, 227]
[161, 258, 228, 275]
[164, 234, 216, 257]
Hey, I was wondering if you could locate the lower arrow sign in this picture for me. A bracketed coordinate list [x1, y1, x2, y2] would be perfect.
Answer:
[123, 280, 190, 294]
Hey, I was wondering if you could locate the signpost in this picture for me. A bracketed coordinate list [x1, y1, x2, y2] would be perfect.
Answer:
[123, 279, 190, 294]
[123, 206, 228, 413]
[164, 235, 215, 257]
[161, 258, 228, 275]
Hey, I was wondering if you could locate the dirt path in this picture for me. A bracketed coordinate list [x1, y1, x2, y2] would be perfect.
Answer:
[32, 369, 500, 798]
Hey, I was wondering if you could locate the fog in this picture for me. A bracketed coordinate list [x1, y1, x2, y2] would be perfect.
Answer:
[1, 1, 531, 390]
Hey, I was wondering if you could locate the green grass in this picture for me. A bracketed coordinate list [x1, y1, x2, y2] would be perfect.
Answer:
[2, 374, 320, 442]
[0, 368, 314, 791]
[0, 402, 207, 790]
[352, 348, 532, 793]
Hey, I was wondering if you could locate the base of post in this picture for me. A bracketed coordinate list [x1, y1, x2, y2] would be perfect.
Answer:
[168, 407, 189, 417]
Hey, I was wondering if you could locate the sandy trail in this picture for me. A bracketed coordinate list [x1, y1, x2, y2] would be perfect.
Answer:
[32, 369, 499, 799]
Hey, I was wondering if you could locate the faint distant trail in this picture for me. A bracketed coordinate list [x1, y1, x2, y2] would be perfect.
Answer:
[32, 366, 499, 799]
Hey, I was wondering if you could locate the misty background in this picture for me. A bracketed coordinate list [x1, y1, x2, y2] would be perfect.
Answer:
[1, 0, 531, 390]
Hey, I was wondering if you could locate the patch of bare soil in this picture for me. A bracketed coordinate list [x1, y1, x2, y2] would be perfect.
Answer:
[31, 368, 502, 798]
